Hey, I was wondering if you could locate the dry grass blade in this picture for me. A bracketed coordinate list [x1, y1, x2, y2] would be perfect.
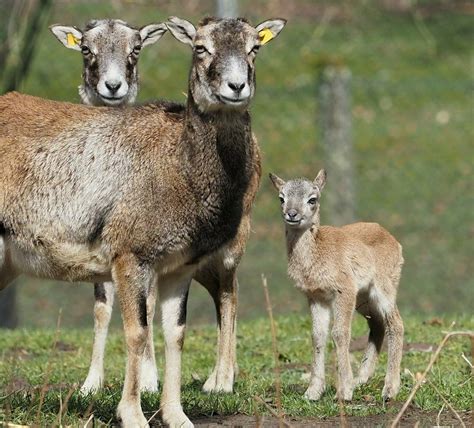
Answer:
[82, 413, 94, 428]
[261, 274, 284, 427]
[390, 330, 474, 427]
[426, 378, 466, 428]
[35, 308, 63, 424]
[253, 395, 293, 428]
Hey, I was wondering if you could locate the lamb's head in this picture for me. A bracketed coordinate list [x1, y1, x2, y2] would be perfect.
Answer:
[269, 170, 327, 230]
[50, 19, 167, 106]
[166, 16, 286, 112]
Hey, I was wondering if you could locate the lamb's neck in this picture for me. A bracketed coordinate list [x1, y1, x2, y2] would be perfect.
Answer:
[286, 221, 320, 271]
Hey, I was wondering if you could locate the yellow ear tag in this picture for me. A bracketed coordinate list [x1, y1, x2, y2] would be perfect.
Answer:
[258, 28, 274, 45]
[67, 33, 80, 47]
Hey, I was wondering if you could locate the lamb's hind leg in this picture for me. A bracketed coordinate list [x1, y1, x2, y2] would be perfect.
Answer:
[198, 263, 238, 393]
[355, 295, 385, 386]
[81, 282, 115, 394]
[382, 305, 404, 400]
[332, 281, 356, 401]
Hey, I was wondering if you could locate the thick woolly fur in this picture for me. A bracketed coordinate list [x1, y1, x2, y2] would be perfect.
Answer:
[0, 16, 285, 428]
[270, 170, 404, 403]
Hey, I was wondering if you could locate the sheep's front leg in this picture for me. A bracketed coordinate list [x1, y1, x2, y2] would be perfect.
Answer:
[332, 284, 356, 401]
[140, 277, 159, 392]
[113, 254, 152, 428]
[81, 282, 115, 394]
[159, 274, 194, 428]
[201, 266, 238, 393]
[304, 298, 331, 400]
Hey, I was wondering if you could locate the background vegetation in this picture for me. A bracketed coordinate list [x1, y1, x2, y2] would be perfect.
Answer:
[1, 0, 472, 328]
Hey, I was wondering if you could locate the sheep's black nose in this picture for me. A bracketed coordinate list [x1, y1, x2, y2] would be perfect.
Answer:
[228, 81, 245, 93]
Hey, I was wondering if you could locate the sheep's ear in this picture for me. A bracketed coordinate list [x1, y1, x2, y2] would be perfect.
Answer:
[140, 23, 167, 47]
[314, 169, 327, 192]
[49, 25, 83, 51]
[269, 173, 286, 191]
[166, 17, 196, 47]
[255, 18, 287, 45]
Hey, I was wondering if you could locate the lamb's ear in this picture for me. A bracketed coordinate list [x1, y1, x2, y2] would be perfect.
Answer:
[269, 173, 286, 191]
[255, 18, 287, 45]
[49, 25, 83, 51]
[166, 17, 196, 47]
[140, 23, 167, 47]
[314, 169, 327, 192]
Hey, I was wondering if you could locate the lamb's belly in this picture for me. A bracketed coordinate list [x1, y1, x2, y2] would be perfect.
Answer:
[8, 238, 111, 283]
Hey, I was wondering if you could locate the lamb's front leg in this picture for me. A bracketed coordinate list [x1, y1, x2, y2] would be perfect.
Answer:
[332, 284, 356, 401]
[113, 254, 152, 428]
[304, 298, 331, 400]
[159, 274, 193, 428]
[81, 282, 115, 394]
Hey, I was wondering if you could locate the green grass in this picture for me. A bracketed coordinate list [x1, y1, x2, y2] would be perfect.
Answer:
[1, 313, 472, 425]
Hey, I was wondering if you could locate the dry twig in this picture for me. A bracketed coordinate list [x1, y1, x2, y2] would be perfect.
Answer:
[390, 330, 474, 427]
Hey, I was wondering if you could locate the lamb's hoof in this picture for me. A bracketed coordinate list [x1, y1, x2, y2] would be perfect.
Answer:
[80, 376, 102, 395]
[161, 405, 194, 428]
[336, 388, 353, 402]
[117, 401, 149, 428]
[354, 375, 369, 386]
[382, 381, 400, 401]
[304, 384, 325, 401]
[202, 369, 234, 393]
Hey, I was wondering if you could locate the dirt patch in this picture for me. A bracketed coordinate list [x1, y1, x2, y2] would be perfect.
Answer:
[189, 409, 473, 427]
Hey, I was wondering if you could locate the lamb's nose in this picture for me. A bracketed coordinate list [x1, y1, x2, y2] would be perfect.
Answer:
[287, 209, 298, 219]
[105, 80, 122, 93]
[228, 81, 245, 93]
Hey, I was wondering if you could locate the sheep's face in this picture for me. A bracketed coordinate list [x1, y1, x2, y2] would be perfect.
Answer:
[50, 19, 166, 106]
[167, 16, 286, 112]
[269, 170, 327, 230]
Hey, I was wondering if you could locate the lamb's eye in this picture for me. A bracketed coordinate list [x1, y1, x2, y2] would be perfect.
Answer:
[308, 197, 317, 205]
[279, 196, 285, 204]
[133, 45, 141, 54]
[81, 46, 91, 55]
[194, 45, 207, 55]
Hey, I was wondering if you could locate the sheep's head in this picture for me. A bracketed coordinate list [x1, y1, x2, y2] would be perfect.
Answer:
[50, 19, 167, 106]
[269, 170, 327, 230]
[166, 16, 286, 112]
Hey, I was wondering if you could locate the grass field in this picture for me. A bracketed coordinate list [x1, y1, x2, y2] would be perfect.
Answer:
[4, 0, 471, 328]
[1, 313, 472, 426]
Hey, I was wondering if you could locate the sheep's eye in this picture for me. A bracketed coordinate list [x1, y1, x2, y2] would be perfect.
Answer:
[81, 46, 91, 55]
[133, 45, 141, 54]
[194, 45, 207, 55]
[279, 196, 285, 204]
[308, 197, 318, 205]
[250, 45, 260, 54]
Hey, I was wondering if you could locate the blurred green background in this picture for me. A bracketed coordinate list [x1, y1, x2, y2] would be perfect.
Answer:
[1, 0, 472, 328]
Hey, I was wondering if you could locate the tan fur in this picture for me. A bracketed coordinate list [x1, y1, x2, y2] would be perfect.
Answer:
[270, 170, 404, 402]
